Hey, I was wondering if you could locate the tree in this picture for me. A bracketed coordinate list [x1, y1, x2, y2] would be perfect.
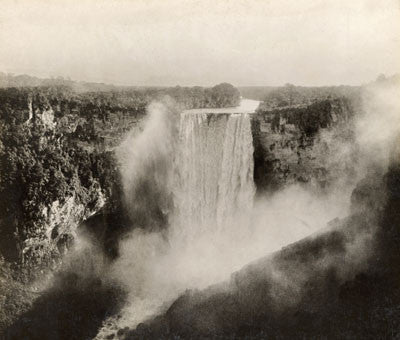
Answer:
[210, 83, 241, 107]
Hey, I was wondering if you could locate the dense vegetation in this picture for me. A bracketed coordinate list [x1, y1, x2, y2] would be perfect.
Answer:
[0, 91, 118, 264]
[257, 98, 354, 136]
[0, 79, 242, 334]
[1, 74, 399, 338]
[1, 73, 239, 109]
[240, 83, 360, 108]
[0, 79, 241, 265]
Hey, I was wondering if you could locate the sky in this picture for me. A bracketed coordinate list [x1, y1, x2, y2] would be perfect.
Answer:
[0, 0, 399, 86]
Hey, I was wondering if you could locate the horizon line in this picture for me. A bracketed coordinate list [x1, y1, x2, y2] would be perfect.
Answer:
[1, 70, 396, 89]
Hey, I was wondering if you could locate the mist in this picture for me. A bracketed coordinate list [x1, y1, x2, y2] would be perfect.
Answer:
[90, 77, 400, 338]
[115, 99, 178, 230]
[1, 1, 399, 338]
[88, 110, 345, 336]
[356, 80, 400, 172]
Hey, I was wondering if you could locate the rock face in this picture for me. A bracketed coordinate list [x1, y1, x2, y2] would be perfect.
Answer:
[6, 94, 360, 269]
[0, 87, 122, 268]
[251, 97, 359, 193]
[27, 98, 56, 129]
[0, 83, 246, 268]
[124, 159, 398, 340]
[21, 191, 105, 268]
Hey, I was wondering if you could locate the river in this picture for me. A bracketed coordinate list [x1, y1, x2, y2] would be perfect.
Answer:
[183, 98, 260, 114]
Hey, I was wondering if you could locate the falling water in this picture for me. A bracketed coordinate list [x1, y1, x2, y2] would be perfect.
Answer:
[95, 105, 258, 339]
[173, 112, 255, 238]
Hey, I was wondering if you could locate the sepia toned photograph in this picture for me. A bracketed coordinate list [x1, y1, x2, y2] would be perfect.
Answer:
[0, 0, 399, 339]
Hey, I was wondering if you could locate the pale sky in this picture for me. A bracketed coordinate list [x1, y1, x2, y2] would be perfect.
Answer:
[0, 0, 399, 86]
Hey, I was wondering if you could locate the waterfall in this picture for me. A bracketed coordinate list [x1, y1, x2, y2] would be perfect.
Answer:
[173, 112, 255, 237]
[95, 108, 257, 339]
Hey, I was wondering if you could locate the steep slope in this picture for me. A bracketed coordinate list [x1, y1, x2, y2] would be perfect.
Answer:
[252, 96, 360, 193]
[0, 82, 243, 335]
[123, 163, 400, 339]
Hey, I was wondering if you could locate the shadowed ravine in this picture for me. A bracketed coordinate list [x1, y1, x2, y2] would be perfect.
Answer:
[4, 84, 400, 339]
[1, 1, 399, 337]
[93, 103, 269, 338]
[119, 162, 400, 339]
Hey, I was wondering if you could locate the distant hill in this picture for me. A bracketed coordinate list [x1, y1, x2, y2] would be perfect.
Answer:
[0, 72, 120, 92]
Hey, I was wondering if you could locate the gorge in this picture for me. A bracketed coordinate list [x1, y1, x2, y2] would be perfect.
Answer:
[1, 76, 400, 340]
[1, 0, 399, 337]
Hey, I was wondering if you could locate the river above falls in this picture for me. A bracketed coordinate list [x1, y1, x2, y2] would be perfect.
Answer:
[183, 98, 260, 114]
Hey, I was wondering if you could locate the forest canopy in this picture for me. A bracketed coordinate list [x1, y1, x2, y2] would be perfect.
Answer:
[0, 80, 242, 264]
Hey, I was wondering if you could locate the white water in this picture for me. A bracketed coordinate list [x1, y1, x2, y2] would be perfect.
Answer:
[96, 98, 347, 338]
[173, 112, 255, 238]
[183, 98, 260, 114]
[95, 102, 259, 338]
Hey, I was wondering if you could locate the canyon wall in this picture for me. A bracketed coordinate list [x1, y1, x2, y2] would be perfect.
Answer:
[0, 83, 242, 269]
[251, 96, 360, 193]
[0, 82, 362, 271]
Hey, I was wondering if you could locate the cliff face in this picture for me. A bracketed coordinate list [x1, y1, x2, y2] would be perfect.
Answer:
[0, 83, 244, 269]
[113, 151, 400, 340]
[21, 192, 105, 268]
[251, 97, 360, 193]
[0, 88, 123, 268]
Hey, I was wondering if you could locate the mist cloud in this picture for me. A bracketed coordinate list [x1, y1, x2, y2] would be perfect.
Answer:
[93, 78, 400, 337]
